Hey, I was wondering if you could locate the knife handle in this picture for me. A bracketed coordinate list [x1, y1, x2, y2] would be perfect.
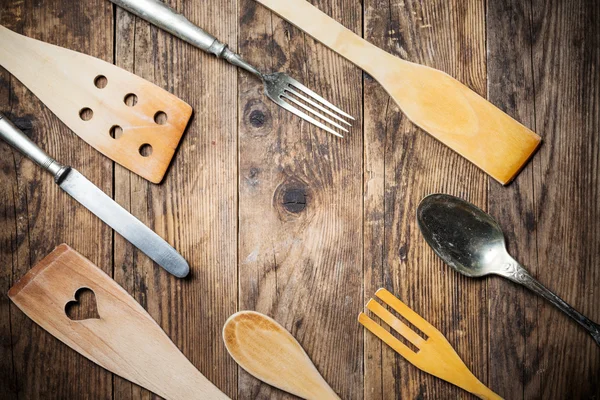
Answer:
[110, 0, 228, 57]
[0, 113, 69, 182]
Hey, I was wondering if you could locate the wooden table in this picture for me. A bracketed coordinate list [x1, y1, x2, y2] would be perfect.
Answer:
[1, 0, 598, 399]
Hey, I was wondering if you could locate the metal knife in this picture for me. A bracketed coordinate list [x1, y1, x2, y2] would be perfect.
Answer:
[0, 113, 189, 278]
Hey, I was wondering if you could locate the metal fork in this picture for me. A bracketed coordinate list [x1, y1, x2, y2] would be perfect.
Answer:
[110, 0, 354, 138]
[359, 288, 502, 400]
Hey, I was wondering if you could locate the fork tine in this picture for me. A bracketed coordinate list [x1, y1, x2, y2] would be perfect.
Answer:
[375, 288, 437, 335]
[276, 98, 344, 138]
[366, 299, 426, 348]
[281, 94, 349, 132]
[358, 312, 418, 363]
[286, 77, 355, 120]
[285, 87, 352, 126]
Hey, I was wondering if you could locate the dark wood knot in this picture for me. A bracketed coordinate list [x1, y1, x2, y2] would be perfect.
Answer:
[274, 177, 311, 219]
[282, 187, 307, 213]
[249, 110, 266, 128]
[243, 99, 272, 135]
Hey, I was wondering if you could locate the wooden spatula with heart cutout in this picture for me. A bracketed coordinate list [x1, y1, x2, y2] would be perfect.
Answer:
[223, 311, 340, 400]
[0, 25, 192, 183]
[253, 0, 542, 185]
[8, 244, 229, 400]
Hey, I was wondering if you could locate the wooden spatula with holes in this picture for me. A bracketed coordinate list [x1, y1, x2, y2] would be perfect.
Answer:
[0, 25, 192, 183]
[8, 244, 229, 400]
[223, 311, 340, 400]
[253, 0, 542, 185]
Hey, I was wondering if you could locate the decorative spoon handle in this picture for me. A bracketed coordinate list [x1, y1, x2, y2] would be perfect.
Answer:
[501, 262, 600, 347]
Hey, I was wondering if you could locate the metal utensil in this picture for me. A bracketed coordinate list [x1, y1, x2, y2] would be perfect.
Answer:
[359, 288, 502, 400]
[108, 0, 354, 138]
[417, 193, 600, 347]
[0, 114, 189, 278]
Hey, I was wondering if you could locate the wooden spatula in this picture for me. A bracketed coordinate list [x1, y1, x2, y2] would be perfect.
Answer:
[0, 25, 192, 183]
[359, 288, 502, 400]
[253, 0, 541, 185]
[8, 244, 229, 400]
[223, 311, 340, 400]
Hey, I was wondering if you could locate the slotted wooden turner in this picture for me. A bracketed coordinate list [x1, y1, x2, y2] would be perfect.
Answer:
[359, 288, 502, 399]
[253, 0, 542, 184]
[8, 244, 228, 400]
[0, 25, 192, 183]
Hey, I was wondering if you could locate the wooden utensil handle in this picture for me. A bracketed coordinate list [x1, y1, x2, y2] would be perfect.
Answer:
[253, 0, 385, 72]
[8, 244, 229, 400]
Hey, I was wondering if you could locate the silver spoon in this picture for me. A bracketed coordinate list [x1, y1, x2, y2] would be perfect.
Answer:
[417, 193, 600, 347]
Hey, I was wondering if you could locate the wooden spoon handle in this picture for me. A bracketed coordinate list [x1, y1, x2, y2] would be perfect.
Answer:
[253, 0, 385, 72]
[8, 244, 229, 400]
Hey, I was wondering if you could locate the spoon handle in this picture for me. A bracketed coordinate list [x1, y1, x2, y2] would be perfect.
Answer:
[500, 263, 600, 347]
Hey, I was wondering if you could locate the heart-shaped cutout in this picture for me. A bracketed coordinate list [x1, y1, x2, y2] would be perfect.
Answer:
[65, 287, 100, 321]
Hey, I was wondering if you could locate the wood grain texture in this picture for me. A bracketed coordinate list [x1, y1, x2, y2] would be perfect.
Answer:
[363, 1, 489, 398]
[529, 0, 600, 397]
[486, 1, 539, 399]
[112, 0, 239, 398]
[8, 244, 228, 400]
[0, 1, 114, 398]
[237, 0, 363, 398]
[1, 0, 599, 399]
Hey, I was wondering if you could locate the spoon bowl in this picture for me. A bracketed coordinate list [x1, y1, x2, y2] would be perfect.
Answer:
[416, 193, 513, 278]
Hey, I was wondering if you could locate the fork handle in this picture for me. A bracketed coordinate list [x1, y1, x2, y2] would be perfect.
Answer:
[110, 0, 225, 55]
[109, 0, 262, 77]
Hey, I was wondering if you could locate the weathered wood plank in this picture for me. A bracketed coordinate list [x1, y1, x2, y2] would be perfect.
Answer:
[486, 1, 539, 399]
[0, 0, 114, 398]
[528, 0, 600, 397]
[363, 0, 489, 398]
[238, 0, 363, 398]
[113, 0, 239, 398]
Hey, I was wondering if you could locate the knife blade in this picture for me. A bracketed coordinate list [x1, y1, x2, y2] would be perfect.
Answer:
[0, 113, 189, 278]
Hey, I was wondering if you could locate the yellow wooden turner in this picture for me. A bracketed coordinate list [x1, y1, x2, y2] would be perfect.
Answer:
[254, 0, 541, 184]
[0, 25, 192, 183]
[359, 289, 502, 399]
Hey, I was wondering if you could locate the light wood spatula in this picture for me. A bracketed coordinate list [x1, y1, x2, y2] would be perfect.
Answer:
[223, 311, 340, 400]
[359, 289, 502, 400]
[253, 0, 541, 185]
[0, 25, 192, 183]
[8, 244, 229, 400]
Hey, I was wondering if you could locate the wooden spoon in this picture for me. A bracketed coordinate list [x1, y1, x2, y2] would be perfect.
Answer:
[223, 311, 340, 400]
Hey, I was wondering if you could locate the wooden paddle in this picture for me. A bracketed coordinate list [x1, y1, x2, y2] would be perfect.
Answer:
[8, 244, 229, 400]
[0, 25, 192, 183]
[223, 311, 340, 399]
[253, 0, 541, 185]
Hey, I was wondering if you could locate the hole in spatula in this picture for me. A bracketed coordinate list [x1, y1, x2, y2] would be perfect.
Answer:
[139, 143, 153, 157]
[110, 125, 123, 139]
[94, 75, 108, 89]
[124, 93, 138, 107]
[79, 108, 93, 121]
[65, 287, 100, 321]
[154, 111, 167, 125]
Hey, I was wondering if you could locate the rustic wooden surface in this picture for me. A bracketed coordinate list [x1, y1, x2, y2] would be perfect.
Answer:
[0, 0, 598, 399]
